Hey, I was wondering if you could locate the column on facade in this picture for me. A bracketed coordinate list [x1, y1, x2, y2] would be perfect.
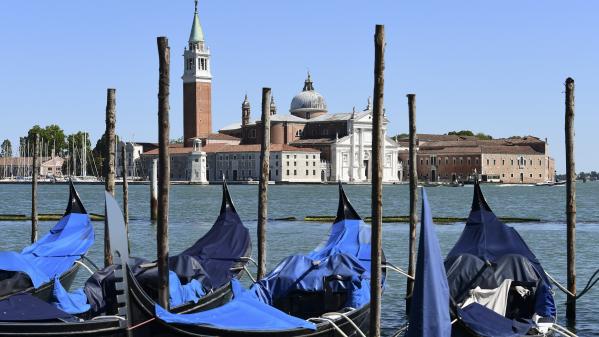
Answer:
[358, 128, 365, 181]
[349, 128, 355, 182]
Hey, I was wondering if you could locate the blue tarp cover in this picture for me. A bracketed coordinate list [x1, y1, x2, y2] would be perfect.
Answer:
[407, 188, 451, 337]
[156, 279, 316, 331]
[168, 271, 205, 307]
[0, 294, 74, 322]
[0, 213, 94, 288]
[52, 276, 90, 314]
[457, 303, 533, 337]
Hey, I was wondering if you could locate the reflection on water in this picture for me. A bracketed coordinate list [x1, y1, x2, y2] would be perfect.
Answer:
[1, 182, 598, 336]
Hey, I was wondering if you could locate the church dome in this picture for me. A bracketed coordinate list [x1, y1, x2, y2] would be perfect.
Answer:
[289, 73, 327, 119]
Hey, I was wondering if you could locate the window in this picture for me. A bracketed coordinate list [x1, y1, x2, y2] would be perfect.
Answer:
[306, 170, 309, 175]
[502, 174, 505, 177]
[460, 157, 463, 165]
[276, 170, 279, 176]
[453, 158, 456, 165]
[287, 155, 290, 159]
[313, 155, 316, 159]
[539, 174, 542, 178]
[294, 170, 297, 176]
[286, 170, 289, 175]
[475, 158, 479, 165]
[313, 162, 316, 166]
[487, 159, 490, 165]
[313, 170, 316, 175]
[294, 155, 297, 159]
[493, 159, 496, 165]
[445, 157, 449, 165]
[511, 159, 514, 165]
[529, 159, 532, 165]
[420, 159, 423, 165]
[294, 161, 297, 166]
[511, 173, 514, 178]
[468, 158, 471, 165]
[502, 159, 505, 165]
[530, 173, 533, 178]
[539, 159, 542, 165]
[306, 162, 309, 166]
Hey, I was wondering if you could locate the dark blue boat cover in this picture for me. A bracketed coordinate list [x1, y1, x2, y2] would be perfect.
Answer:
[457, 303, 533, 337]
[0, 212, 94, 288]
[154, 184, 371, 331]
[407, 188, 451, 337]
[165, 182, 250, 291]
[0, 293, 75, 322]
[445, 183, 555, 334]
[156, 279, 316, 331]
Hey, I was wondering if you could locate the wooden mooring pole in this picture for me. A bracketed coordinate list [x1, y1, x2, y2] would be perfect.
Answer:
[565, 77, 576, 320]
[121, 142, 129, 230]
[406, 93, 417, 311]
[156, 36, 171, 309]
[151, 159, 158, 221]
[31, 133, 39, 243]
[257, 87, 271, 280]
[370, 24, 385, 337]
[104, 88, 116, 267]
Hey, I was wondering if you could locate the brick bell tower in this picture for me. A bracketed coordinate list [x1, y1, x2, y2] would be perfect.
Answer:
[182, 0, 212, 147]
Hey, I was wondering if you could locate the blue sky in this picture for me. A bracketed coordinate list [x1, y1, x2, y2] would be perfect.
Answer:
[0, 1, 597, 172]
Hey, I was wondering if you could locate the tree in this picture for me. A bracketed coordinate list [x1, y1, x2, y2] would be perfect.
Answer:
[91, 132, 120, 178]
[392, 133, 409, 141]
[447, 130, 492, 140]
[1, 139, 12, 157]
[23, 124, 67, 155]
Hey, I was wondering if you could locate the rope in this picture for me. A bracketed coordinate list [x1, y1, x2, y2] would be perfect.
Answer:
[74, 260, 95, 275]
[390, 324, 409, 337]
[546, 269, 599, 301]
[549, 323, 579, 337]
[307, 317, 348, 337]
[91, 315, 127, 321]
[81, 255, 100, 271]
[322, 311, 366, 337]
[242, 265, 256, 283]
[382, 262, 415, 280]
[127, 317, 156, 331]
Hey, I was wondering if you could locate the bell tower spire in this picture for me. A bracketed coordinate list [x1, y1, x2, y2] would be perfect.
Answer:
[183, 0, 212, 146]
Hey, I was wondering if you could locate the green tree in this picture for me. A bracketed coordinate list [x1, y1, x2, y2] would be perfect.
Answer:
[24, 124, 67, 155]
[91, 132, 120, 178]
[447, 130, 475, 137]
[474, 132, 493, 140]
[392, 133, 409, 141]
[63, 131, 95, 176]
[1, 139, 12, 157]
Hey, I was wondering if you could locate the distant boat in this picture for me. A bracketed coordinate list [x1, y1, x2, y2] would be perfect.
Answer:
[535, 180, 566, 187]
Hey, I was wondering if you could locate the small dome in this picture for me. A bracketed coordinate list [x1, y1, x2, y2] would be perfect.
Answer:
[289, 73, 327, 119]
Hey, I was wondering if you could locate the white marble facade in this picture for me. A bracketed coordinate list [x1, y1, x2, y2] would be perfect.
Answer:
[331, 111, 403, 183]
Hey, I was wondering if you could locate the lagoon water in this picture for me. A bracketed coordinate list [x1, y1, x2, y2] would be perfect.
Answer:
[1, 182, 598, 336]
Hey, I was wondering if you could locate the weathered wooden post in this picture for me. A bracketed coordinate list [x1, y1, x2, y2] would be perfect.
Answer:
[406, 93, 418, 311]
[151, 159, 158, 221]
[31, 133, 39, 243]
[121, 142, 129, 227]
[156, 36, 171, 309]
[104, 88, 116, 267]
[370, 24, 385, 337]
[565, 77, 576, 320]
[257, 87, 271, 280]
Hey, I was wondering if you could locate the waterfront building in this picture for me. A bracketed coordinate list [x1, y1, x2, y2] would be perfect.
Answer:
[137, 2, 403, 183]
[398, 134, 556, 184]
[220, 75, 403, 183]
[0, 156, 64, 178]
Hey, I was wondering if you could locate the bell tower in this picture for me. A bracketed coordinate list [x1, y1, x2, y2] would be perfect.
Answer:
[183, 0, 212, 147]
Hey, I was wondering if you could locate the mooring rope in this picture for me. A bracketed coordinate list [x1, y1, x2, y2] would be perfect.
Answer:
[322, 311, 366, 337]
[383, 262, 415, 280]
[308, 317, 349, 337]
[546, 269, 599, 301]
[74, 260, 95, 275]
[549, 323, 579, 337]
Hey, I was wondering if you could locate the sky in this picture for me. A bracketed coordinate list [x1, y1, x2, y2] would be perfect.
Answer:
[0, 1, 597, 173]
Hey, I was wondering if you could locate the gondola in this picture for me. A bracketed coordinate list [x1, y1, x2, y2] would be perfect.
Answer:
[0, 181, 252, 337]
[445, 181, 556, 336]
[0, 191, 131, 337]
[0, 180, 93, 302]
[139, 183, 383, 337]
[120, 181, 252, 335]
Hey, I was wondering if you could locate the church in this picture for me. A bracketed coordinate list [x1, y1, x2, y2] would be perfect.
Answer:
[139, 2, 404, 183]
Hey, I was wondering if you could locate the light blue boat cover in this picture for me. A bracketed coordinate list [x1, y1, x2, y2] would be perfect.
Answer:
[168, 270, 205, 307]
[407, 188, 451, 337]
[52, 276, 90, 314]
[156, 279, 315, 331]
[0, 212, 94, 288]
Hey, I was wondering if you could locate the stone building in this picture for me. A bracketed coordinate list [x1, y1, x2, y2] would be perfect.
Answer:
[398, 134, 555, 184]
[220, 75, 403, 183]
[141, 139, 208, 183]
